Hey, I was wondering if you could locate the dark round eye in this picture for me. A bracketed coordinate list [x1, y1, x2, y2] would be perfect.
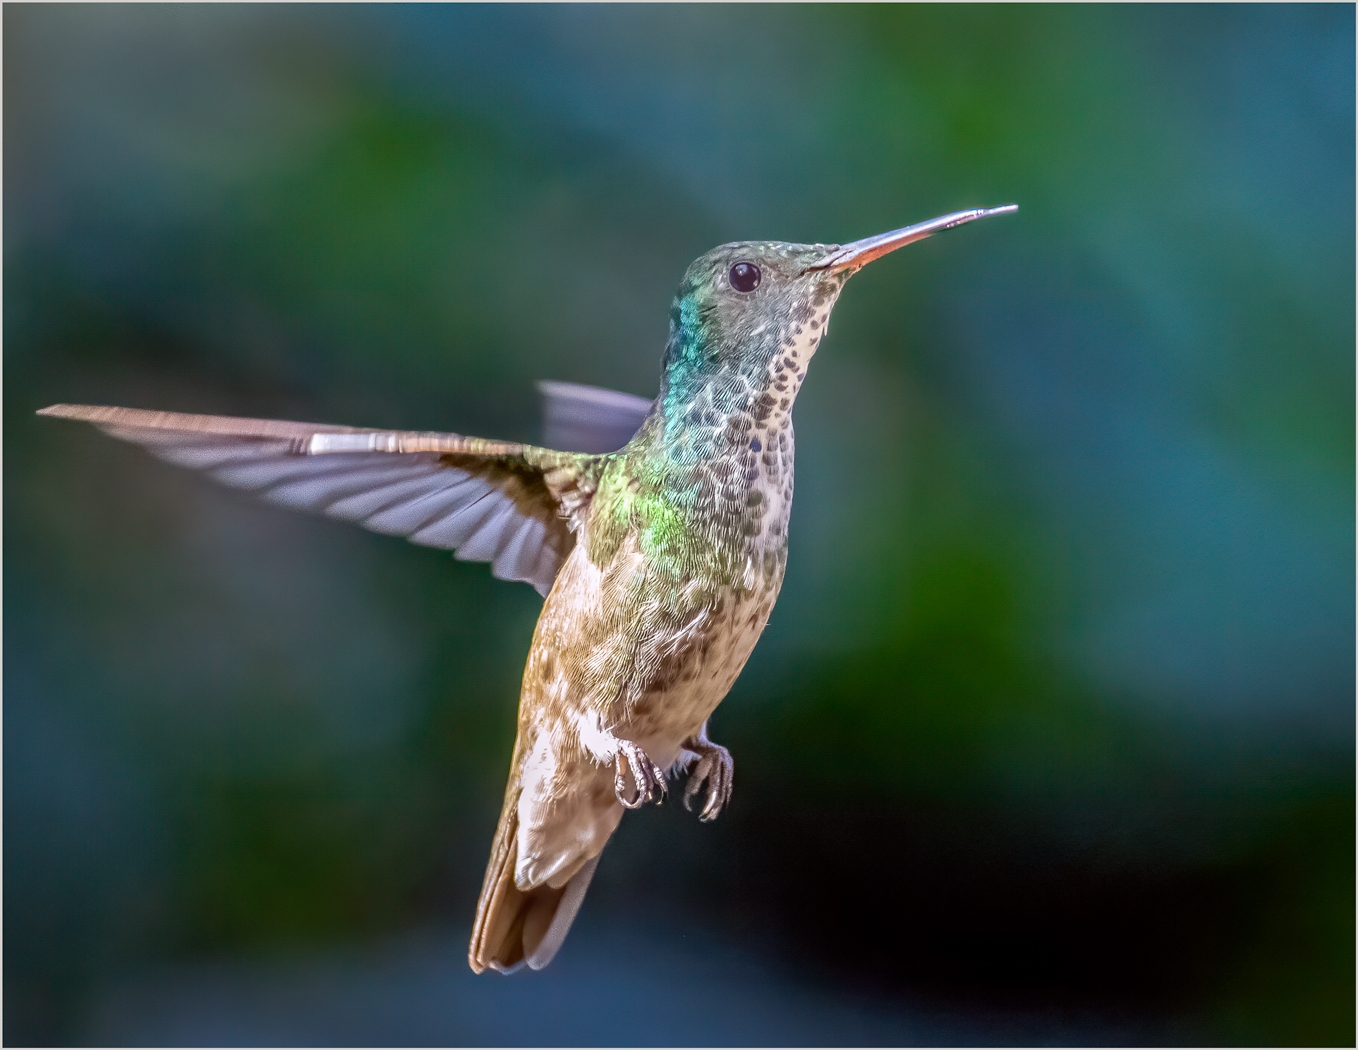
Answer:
[729, 262, 761, 293]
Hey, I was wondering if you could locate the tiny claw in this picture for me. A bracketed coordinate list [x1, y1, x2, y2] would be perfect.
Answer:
[615, 757, 646, 809]
[614, 741, 665, 809]
[682, 742, 734, 822]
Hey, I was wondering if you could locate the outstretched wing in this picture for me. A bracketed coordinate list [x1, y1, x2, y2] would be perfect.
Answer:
[537, 380, 652, 454]
[37, 404, 595, 597]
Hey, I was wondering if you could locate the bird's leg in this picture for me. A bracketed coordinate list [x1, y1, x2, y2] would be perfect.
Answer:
[681, 723, 734, 822]
[613, 739, 667, 809]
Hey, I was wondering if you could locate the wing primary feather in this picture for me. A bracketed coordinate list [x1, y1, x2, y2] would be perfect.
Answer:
[361, 480, 485, 538]
[495, 519, 542, 584]
[221, 457, 439, 494]
[262, 463, 440, 512]
[489, 521, 531, 583]
[457, 502, 519, 564]
[407, 484, 497, 549]
[38, 402, 589, 595]
[40, 404, 360, 439]
[526, 536, 563, 597]
[324, 475, 462, 522]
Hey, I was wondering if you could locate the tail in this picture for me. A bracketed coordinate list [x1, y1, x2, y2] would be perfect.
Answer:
[468, 774, 601, 974]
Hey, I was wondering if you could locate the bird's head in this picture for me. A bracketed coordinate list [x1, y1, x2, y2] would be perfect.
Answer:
[658, 206, 1016, 422]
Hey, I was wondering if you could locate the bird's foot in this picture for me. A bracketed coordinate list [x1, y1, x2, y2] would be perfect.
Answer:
[614, 741, 667, 809]
[682, 739, 734, 822]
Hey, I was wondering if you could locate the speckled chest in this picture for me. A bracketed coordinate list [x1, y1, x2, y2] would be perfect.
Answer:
[621, 329, 823, 752]
[534, 303, 830, 760]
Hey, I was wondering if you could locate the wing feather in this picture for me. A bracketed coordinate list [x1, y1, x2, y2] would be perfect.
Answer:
[261, 460, 444, 514]
[537, 380, 652, 454]
[109, 432, 296, 472]
[238, 457, 441, 495]
[38, 403, 594, 596]
[493, 518, 542, 585]
[455, 501, 520, 564]
[368, 482, 484, 539]
[526, 534, 562, 596]
[408, 489, 498, 550]
[324, 472, 465, 521]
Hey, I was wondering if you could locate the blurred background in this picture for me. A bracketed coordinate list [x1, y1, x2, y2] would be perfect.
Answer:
[5, 5, 1353, 1046]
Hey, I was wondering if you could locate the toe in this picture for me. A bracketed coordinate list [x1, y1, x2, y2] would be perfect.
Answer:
[614, 750, 649, 809]
[683, 762, 708, 811]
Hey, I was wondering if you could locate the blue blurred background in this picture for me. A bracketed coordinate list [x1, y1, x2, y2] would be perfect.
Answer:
[5, 5, 1353, 1045]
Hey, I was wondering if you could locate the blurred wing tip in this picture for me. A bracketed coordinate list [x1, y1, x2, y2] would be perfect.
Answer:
[37, 403, 95, 419]
[536, 379, 653, 409]
[537, 379, 653, 454]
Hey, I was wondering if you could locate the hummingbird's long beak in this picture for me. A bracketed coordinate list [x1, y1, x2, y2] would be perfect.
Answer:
[809, 204, 1017, 273]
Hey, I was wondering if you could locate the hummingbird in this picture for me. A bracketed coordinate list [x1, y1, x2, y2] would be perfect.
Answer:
[38, 204, 1016, 974]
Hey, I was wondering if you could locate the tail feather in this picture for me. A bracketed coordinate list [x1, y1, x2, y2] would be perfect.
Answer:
[468, 777, 602, 973]
[524, 854, 599, 970]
